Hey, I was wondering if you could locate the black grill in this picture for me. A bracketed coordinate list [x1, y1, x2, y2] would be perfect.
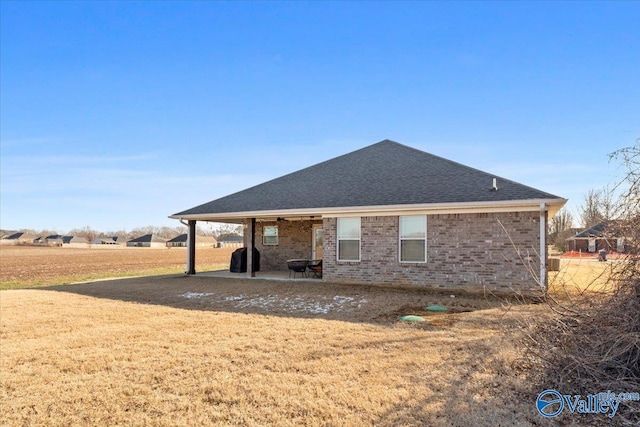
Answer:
[229, 247, 260, 273]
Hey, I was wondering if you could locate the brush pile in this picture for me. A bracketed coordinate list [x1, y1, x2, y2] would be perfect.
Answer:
[525, 143, 640, 425]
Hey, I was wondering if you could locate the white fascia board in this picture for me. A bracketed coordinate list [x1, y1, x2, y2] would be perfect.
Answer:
[169, 198, 567, 222]
[323, 198, 567, 218]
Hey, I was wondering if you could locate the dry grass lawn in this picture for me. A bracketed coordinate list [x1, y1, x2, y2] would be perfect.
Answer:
[548, 257, 617, 295]
[3, 248, 621, 426]
[0, 275, 546, 426]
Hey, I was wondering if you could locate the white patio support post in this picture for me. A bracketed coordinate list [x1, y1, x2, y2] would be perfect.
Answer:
[539, 203, 547, 289]
[186, 220, 196, 275]
[246, 218, 256, 278]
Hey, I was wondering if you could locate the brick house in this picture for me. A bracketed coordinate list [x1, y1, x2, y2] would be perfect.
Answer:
[171, 140, 566, 291]
[567, 221, 628, 253]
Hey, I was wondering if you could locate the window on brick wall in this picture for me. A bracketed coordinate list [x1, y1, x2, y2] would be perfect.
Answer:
[263, 226, 278, 245]
[337, 217, 360, 261]
[399, 215, 426, 262]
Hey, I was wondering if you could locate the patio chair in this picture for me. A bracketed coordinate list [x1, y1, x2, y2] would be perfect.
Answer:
[287, 259, 309, 278]
[308, 260, 322, 278]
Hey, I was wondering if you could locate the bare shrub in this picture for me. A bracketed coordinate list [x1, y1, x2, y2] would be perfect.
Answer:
[521, 142, 640, 425]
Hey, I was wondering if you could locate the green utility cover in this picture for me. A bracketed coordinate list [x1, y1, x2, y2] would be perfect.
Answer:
[399, 315, 426, 322]
[426, 305, 448, 312]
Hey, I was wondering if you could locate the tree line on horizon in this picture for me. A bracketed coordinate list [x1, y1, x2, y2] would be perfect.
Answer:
[5, 190, 618, 249]
[1, 223, 244, 242]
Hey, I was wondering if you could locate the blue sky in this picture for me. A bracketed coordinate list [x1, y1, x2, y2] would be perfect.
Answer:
[1, 1, 638, 233]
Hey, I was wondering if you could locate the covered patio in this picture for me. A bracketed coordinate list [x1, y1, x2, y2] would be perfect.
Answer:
[175, 216, 325, 279]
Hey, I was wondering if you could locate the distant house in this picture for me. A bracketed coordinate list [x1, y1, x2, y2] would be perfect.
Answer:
[567, 221, 627, 253]
[166, 234, 217, 248]
[171, 139, 567, 291]
[91, 236, 126, 246]
[217, 234, 244, 248]
[127, 234, 168, 248]
[44, 234, 65, 246]
[0, 232, 39, 245]
[62, 236, 89, 248]
[548, 228, 581, 251]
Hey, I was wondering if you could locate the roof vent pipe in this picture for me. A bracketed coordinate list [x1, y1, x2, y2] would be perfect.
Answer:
[492, 178, 498, 191]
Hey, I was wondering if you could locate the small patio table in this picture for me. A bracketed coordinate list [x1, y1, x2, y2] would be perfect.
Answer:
[287, 259, 309, 278]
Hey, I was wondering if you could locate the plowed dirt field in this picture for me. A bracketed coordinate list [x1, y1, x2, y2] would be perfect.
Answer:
[0, 246, 234, 289]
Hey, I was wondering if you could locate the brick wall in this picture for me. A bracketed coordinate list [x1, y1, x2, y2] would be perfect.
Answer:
[253, 220, 322, 271]
[323, 212, 542, 291]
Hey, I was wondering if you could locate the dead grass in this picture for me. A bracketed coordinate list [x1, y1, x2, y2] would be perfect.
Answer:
[2, 248, 621, 425]
[0, 276, 543, 426]
[548, 257, 615, 295]
[0, 246, 234, 290]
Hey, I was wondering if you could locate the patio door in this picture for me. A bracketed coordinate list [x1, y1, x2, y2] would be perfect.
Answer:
[312, 224, 323, 260]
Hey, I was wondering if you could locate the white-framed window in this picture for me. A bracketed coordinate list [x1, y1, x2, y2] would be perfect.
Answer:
[399, 215, 426, 263]
[263, 226, 278, 245]
[337, 217, 361, 261]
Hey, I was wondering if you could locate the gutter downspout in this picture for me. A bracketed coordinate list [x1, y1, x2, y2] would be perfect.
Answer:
[540, 203, 547, 289]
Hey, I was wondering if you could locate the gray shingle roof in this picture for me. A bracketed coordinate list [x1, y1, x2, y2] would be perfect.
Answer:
[173, 140, 564, 217]
[128, 234, 168, 243]
[3, 232, 38, 240]
[168, 234, 189, 243]
[572, 221, 621, 238]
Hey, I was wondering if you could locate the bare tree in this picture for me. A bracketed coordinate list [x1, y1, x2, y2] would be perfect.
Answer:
[550, 207, 574, 235]
[102, 229, 129, 239]
[36, 229, 60, 237]
[68, 226, 99, 242]
[600, 185, 617, 223]
[579, 186, 618, 228]
[210, 223, 243, 240]
[610, 140, 640, 220]
[196, 225, 216, 237]
[156, 226, 186, 239]
[127, 225, 187, 239]
[523, 140, 640, 425]
[549, 208, 575, 251]
[579, 188, 604, 227]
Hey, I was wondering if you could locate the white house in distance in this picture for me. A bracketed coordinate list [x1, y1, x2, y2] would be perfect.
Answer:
[62, 236, 89, 248]
[127, 234, 168, 248]
[166, 234, 218, 248]
[217, 234, 244, 248]
[0, 232, 39, 245]
[171, 140, 566, 292]
[92, 236, 127, 246]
